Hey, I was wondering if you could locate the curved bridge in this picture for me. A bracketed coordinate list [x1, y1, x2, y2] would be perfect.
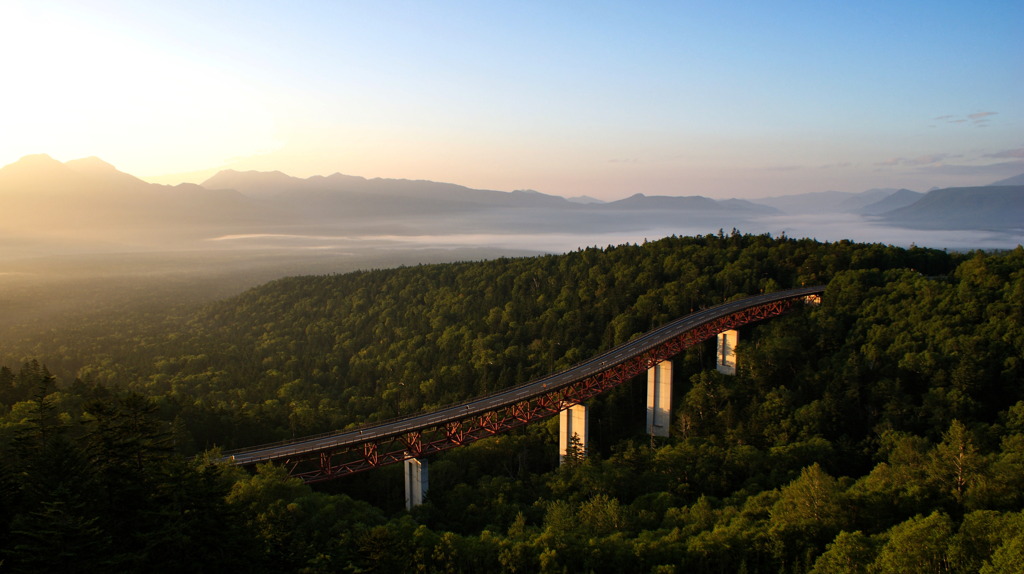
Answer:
[225, 286, 825, 482]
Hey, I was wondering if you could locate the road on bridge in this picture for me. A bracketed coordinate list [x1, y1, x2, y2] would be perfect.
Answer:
[224, 285, 825, 478]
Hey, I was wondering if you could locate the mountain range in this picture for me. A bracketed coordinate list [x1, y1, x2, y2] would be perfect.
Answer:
[1, 154, 1022, 253]
[880, 186, 1024, 230]
[858, 189, 924, 216]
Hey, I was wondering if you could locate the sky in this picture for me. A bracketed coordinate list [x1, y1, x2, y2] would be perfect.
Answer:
[1, 0, 1021, 200]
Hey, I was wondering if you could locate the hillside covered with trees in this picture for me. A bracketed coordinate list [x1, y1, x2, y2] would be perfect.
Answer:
[2, 232, 1023, 572]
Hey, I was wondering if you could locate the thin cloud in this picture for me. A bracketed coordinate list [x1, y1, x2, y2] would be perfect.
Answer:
[913, 160, 1024, 177]
[986, 148, 1024, 159]
[876, 154, 958, 167]
[908, 153, 959, 165]
[932, 112, 998, 126]
[741, 164, 804, 172]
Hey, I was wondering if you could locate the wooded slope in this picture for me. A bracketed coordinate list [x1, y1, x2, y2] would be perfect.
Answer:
[3, 233, 1023, 572]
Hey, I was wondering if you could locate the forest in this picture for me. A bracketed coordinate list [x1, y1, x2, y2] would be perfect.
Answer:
[2, 232, 1023, 572]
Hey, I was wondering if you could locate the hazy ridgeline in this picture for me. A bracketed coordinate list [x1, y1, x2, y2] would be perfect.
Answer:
[2, 154, 1021, 353]
[2, 155, 1022, 265]
[4, 1, 1021, 569]
[3, 233, 1024, 572]
[0, 245, 536, 346]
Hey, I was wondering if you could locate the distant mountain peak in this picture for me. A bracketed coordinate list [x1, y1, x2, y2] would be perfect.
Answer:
[207, 168, 293, 179]
[65, 156, 119, 173]
[881, 185, 1024, 230]
[2, 154, 127, 178]
[608, 193, 732, 211]
[753, 188, 904, 215]
[0, 154, 73, 182]
[6, 153, 63, 169]
[200, 169, 302, 193]
[858, 188, 924, 215]
[207, 168, 289, 178]
[566, 195, 605, 205]
[988, 172, 1024, 186]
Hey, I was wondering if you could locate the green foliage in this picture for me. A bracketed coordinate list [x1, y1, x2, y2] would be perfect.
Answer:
[981, 531, 1024, 574]
[809, 530, 875, 574]
[869, 511, 954, 573]
[769, 463, 848, 557]
[3, 236, 1024, 571]
[1, 386, 258, 572]
[1, 234, 965, 451]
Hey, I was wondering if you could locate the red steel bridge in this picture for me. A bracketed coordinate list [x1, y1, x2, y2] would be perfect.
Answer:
[224, 286, 825, 483]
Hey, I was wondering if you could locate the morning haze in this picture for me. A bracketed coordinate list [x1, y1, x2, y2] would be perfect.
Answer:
[3, 2, 1024, 571]
[2, 151, 1021, 343]
[2, 2, 1021, 200]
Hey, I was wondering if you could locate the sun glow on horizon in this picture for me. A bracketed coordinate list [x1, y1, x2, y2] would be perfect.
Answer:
[1, 0, 1021, 200]
[0, 1, 285, 179]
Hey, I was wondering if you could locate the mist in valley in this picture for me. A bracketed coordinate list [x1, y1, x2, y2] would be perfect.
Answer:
[2, 154, 1021, 351]
[4, 213, 1020, 351]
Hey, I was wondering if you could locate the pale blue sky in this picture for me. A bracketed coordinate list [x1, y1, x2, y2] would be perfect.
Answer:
[1, 0, 1021, 198]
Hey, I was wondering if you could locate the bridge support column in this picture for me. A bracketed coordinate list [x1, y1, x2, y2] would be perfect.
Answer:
[559, 403, 588, 463]
[404, 457, 428, 510]
[647, 360, 672, 437]
[716, 329, 738, 375]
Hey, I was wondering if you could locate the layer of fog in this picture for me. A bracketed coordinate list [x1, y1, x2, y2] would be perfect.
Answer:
[4, 212, 1020, 346]
[208, 214, 1024, 254]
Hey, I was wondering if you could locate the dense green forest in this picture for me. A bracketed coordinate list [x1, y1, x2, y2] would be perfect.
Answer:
[2, 232, 1023, 572]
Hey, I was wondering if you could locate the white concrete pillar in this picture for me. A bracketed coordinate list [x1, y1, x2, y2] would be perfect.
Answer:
[559, 403, 588, 462]
[647, 360, 672, 437]
[404, 457, 428, 510]
[716, 329, 738, 375]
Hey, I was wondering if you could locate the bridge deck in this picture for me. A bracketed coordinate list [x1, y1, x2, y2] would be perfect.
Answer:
[225, 286, 825, 470]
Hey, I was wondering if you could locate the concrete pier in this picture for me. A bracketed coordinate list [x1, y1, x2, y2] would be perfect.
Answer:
[716, 329, 738, 375]
[559, 403, 589, 462]
[647, 360, 672, 437]
[404, 457, 428, 510]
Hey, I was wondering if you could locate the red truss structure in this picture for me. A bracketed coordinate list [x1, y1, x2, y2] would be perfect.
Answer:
[224, 287, 824, 483]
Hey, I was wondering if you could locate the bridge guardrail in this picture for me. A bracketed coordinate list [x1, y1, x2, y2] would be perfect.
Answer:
[222, 285, 826, 465]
